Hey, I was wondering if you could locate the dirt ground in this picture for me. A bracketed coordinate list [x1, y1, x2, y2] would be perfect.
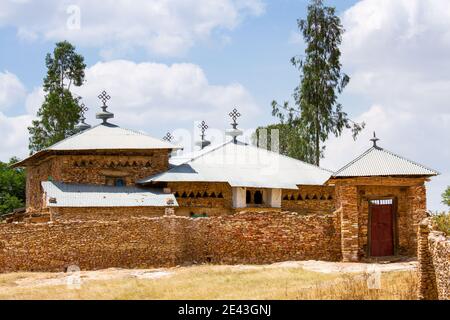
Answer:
[5, 260, 417, 289]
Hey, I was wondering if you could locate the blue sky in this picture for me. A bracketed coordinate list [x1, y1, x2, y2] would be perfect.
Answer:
[0, 0, 358, 119]
[0, 0, 448, 210]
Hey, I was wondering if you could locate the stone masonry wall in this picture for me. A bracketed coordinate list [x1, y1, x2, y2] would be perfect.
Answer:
[49, 207, 167, 221]
[332, 177, 428, 261]
[282, 185, 336, 215]
[169, 182, 336, 217]
[0, 211, 341, 273]
[26, 150, 170, 212]
[417, 218, 450, 300]
[169, 182, 233, 216]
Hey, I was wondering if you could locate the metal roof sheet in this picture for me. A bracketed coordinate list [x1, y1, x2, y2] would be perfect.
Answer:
[140, 141, 333, 189]
[48, 123, 181, 151]
[42, 181, 178, 207]
[333, 146, 439, 177]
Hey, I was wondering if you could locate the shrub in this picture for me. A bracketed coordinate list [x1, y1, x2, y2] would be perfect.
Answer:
[432, 212, 450, 236]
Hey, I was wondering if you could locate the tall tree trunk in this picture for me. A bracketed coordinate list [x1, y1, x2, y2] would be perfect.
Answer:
[315, 110, 320, 166]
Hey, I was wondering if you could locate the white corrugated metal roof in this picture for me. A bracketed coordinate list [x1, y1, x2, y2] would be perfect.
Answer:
[48, 123, 181, 151]
[140, 141, 333, 189]
[333, 146, 439, 177]
[42, 181, 178, 207]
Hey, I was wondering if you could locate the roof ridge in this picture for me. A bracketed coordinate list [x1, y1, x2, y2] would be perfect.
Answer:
[334, 146, 439, 177]
[333, 146, 375, 176]
[176, 140, 235, 164]
[244, 142, 335, 174]
[379, 147, 440, 175]
[41, 124, 101, 152]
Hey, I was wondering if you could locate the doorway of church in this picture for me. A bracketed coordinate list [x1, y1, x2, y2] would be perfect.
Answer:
[369, 199, 395, 257]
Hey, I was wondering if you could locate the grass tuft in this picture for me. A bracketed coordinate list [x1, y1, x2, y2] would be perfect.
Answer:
[0, 265, 417, 300]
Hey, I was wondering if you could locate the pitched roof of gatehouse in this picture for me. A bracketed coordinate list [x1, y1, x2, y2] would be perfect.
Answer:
[333, 134, 439, 178]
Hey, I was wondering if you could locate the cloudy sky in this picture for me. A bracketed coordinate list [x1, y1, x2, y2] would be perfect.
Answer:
[0, 0, 448, 210]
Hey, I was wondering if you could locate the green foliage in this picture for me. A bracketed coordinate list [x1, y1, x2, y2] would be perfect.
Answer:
[0, 158, 26, 216]
[252, 123, 316, 164]
[28, 41, 86, 154]
[432, 212, 450, 236]
[442, 186, 450, 207]
[272, 0, 364, 165]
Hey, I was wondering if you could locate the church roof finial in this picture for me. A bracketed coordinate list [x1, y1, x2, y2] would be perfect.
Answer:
[75, 102, 91, 132]
[196, 120, 211, 150]
[96, 90, 114, 124]
[162, 132, 173, 142]
[370, 131, 380, 148]
[226, 108, 243, 144]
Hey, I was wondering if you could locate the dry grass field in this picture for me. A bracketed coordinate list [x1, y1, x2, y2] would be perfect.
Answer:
[0, 262, 418, 300]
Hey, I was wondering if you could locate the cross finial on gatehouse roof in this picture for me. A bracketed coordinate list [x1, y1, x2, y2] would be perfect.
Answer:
[370, 131, 380, 148]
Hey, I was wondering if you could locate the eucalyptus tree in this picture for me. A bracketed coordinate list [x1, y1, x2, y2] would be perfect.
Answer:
[271, 0, 364, 166]
[28, 41, 86, 153]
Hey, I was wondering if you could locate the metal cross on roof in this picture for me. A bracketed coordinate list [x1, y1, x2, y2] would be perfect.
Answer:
[229, 108, 241, 129]
[98, 90, 111, 106]
[198, 121, 208, 140]
[370, 131, 380, 148]
[162, 132, 173, 142]
[79, 103, 88, 119]
[96, 90, 114, 124]
[75, 102, 91, 131]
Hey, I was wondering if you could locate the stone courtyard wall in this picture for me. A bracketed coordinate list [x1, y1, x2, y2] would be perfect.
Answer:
[0, 211, 341, 273]
[417, 218, 450, 300]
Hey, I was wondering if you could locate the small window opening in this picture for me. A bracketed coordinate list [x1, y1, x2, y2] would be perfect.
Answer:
[246, 190, 252, 204]
[115, 178, 125, 187]
[254, 191, 263, 205]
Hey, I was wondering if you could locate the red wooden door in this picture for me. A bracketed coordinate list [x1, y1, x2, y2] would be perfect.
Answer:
[370, 204, 394, 257]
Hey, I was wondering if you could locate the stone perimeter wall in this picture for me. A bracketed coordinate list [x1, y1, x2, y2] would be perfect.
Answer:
[417, 218, 450, 300]
[0, 211, 341, 273]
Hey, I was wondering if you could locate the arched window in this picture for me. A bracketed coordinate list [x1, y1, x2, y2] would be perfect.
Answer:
[254, 191, 263, 205]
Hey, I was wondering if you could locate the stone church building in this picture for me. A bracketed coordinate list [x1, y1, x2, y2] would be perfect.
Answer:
[13, 92, 439, 263]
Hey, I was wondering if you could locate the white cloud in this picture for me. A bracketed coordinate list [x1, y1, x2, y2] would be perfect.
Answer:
[0, 0, 265, 57]
[321, 0, 450, 211]
[0, 112, 32, 161]
[0, 71, 26, 110]
[72, 60, 260, 130]
[0, 60, 261, 161]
